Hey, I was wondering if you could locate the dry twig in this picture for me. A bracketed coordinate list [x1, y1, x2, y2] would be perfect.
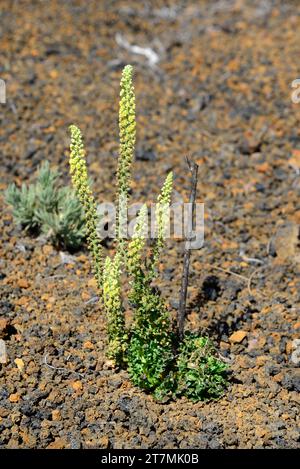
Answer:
[177, 158, 199, 340]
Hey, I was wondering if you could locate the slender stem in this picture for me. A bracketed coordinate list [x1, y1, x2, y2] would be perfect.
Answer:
[177, 159, 199, 340]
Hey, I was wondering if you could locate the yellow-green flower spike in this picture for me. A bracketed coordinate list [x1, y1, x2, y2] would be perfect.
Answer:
[69, 124, 103, 290]
[149, 171, 173, 278]
[116, 65, 136, 248]
[118, 65, 136, 199]
[103, 253, 127, 363]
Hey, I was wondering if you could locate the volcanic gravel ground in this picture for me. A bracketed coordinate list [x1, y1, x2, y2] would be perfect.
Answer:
[0, 0, 299, 449]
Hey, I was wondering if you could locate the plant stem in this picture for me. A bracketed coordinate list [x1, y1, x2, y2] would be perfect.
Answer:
[177, 158, 199, 340]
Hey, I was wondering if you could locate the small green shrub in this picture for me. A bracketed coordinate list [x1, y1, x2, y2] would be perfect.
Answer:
[67, 65, 229, 402]
[5, 161, 85, 250]
[6, 182, 38, 232]
[176, 333, 228, 401]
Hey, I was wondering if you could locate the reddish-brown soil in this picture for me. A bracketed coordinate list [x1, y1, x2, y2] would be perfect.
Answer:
[0, 0, 299, 449]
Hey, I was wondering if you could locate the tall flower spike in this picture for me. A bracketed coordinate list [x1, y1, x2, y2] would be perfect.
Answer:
[148, 171, 173, 279]
[116, 65, 136, 249]
[69, 124, 103, 290]
[103, 253, 127, 364]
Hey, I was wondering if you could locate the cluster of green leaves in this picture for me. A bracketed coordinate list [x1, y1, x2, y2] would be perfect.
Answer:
[151, 333, 228, 402]
[68, 65, 229, 402]
[127, 282, 174, 392]
[176, 333, 228, 401]
[5, 161, 85, 250]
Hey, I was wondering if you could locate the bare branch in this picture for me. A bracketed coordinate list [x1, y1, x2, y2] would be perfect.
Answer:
[177, 159, 199, 340]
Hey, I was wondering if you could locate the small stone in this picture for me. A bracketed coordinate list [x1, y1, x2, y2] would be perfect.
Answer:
[99, 436, 109, 448]
[42, 245, 53, 256]
[11, 406, 23, 421]
[107, 377, 122, 389]
[71, 380, 83, 392]
[286, 341, 294, 355]
[0, 318, 9, 338]
[229, 330, 247, 343]
[256, 355, 269, 366]
[16, 296, 30, 306]
[87, 278, 97, 288]
[83, 341, 94, 350]
[77, 254, 88, 263]
[136, 148, 156, 161]
[236, 356, 253, 368]
[14, 358, 25, 372]
[9, 393, 20, 403]
[273, 372, 283, 383]
[0, 339, 8, 364]
[273, 222, 299, 261]
[289, 149, 300, 170]
[220, 341, 230, 351]
[255, 428, 267, 438]
[103, 359, 116, 370]
[17, 279, 29, 289]
[257, 162, 270, 173]
[81, 291, 90, 301]
[47, 437, 67, 449]
[60, 252, 76, 265]
[52, 409, 61, 421]
[247, 338, 258, 351]
[20, 430, 37, 447]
